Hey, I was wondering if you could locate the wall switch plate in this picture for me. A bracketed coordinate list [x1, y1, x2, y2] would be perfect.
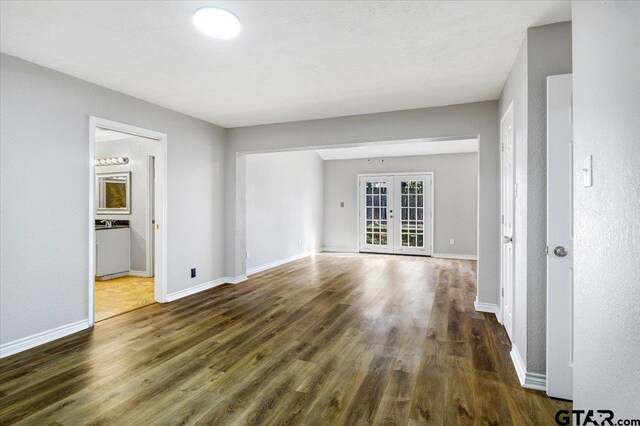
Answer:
[450, 239, 455, 245]
[340, 201, 344, 207]
[583, 155, 593, 187]
[191, 268, 196, 278]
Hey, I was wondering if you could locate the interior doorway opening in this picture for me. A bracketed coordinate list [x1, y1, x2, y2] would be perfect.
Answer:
[242, 137, 478, 278]
[89, 117, 167, 324]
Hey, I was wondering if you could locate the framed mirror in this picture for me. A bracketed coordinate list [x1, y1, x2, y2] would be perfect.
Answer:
[96, 172, 131, 214]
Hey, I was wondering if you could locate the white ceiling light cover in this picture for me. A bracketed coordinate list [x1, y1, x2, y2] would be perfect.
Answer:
[193, 7, 241, 39]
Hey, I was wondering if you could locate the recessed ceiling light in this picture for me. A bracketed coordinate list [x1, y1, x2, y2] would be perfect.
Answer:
[193, 7, 241, 39]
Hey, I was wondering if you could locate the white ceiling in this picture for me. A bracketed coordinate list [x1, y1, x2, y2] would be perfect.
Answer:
[0, 1, 570, 128]
[315, 138, 478, 160]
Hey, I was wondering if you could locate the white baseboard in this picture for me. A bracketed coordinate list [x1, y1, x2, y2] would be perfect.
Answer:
[433, 253, 478, 260]
[247, 250, 321, 276]
[474, 301, 501, 315]
[96, 271, 128, 280]
[510, 346, 547, 391]
[128, 270, 152, 277]
[165, 278, 228, 302]
[166, 274, 248, 302]
[321, 247, 359, 253]
[0, 319, 90, 359]
[224, 275, 247, 284]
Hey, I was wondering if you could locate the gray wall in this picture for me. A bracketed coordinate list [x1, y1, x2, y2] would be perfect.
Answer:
[0, 53, 226, 345]
[246, 150, 324, 271]
[226, 101, 499, 306]
[497, 21, 572, 375]
[573, 2, 640, 414]
[526, 21, 572, 375]
[323, 153, 478, 255]
[95, 135, 156, 274]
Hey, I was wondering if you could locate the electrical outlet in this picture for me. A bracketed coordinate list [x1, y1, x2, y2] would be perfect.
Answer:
[246, 250, 250, 258]
[449, 239, 455, 245]
[298, 239, 303, 246]
[191, 268, 196, 278]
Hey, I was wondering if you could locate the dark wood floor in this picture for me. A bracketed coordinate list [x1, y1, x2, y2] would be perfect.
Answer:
[0, 253, 570, 425]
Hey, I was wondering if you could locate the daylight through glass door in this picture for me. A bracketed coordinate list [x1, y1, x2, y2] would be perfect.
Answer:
[400, 180, 425, 248]
[359, 174, 432, 256]
[365, 181, 389, 246]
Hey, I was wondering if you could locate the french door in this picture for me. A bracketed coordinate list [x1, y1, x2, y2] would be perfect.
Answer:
[359, 174, 432, 256]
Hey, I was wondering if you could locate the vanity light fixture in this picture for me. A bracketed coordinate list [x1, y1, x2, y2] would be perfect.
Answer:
[95, 157, 129, 166]
[193, 7, 241, 39]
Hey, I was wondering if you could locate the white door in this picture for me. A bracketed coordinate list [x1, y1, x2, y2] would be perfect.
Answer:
[546, 74, 573, 400]
[501, 104, 515, 339]
[359, 176, 394, 254]
[393, 175, 432, 256]
[359, 174, 432, 256]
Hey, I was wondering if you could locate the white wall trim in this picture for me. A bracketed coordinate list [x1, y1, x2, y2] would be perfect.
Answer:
[165, 278, 228, 302]
[474, 301, 500, 315]
[225, 275, 248, 284]
[434, 253, 478, 260]
[510, 346, 547, 391]
[0, 320, 90, 359]
[96, 271, 128, 280]
[510, 346, 527, 386]
[145, 154, 155, 278]
[89, 116, 168, 327]
[165, 275, 249, 302]
[128, 270, 152, 277]
[247, 250, 320, 276]
[322, 247, 359, 253]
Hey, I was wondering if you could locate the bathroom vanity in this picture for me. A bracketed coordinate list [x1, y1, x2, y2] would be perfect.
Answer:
[95, 220, 130, 279]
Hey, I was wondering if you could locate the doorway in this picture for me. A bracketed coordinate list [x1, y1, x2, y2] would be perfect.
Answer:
[500, 103, 515, 339]
[358, 173, 433, 256]
[88, 117, 167, 325]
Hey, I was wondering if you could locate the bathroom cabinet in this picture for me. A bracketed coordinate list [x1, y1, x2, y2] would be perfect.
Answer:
[96, 227, 130, 278]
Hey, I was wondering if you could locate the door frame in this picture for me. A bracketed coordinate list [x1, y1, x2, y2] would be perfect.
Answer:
[499, 101, 515, 332]
[88, 117, 168, 326]
[356, 172, 434, 256]
[145, 154, 156, 277]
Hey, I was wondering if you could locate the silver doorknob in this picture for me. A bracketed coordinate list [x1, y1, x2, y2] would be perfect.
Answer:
[553, 246, 568, 257]
[503, 236, 512, 244]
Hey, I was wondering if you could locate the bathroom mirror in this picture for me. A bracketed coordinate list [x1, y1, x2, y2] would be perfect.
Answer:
[96, 172, 131, 214]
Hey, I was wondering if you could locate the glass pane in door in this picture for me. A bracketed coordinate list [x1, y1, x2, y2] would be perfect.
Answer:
[365, 180, 389, 246]
[400, 180, 425, 248]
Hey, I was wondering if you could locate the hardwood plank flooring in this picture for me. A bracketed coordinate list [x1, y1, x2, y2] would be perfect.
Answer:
[0, 253, 570, 425]
[95, 275, 155, 321]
